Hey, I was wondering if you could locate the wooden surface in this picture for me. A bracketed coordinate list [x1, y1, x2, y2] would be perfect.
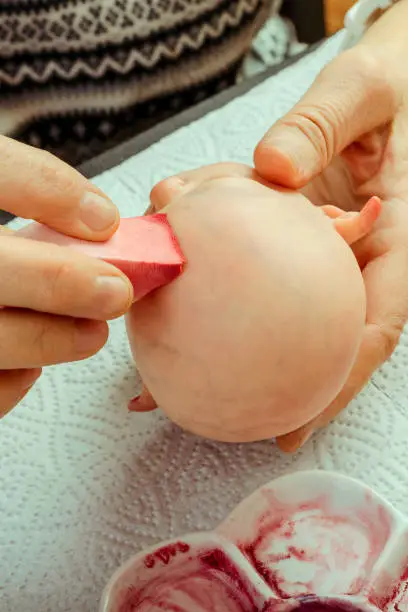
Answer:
[325, 0, 355, 33]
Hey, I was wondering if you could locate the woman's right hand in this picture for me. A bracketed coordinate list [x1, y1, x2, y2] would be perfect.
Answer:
[0, 137, 133, 417]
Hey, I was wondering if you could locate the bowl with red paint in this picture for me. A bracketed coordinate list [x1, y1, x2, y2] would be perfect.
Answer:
[99, 471, 408, 611]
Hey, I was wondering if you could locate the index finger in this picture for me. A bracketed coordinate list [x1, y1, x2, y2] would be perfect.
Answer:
[0, 234, 133, 320]
[277, 244, 408, 452]
[0, 136, 119, 241]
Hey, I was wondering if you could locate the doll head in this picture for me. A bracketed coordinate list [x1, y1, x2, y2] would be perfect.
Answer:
[127, 169, 380, 442]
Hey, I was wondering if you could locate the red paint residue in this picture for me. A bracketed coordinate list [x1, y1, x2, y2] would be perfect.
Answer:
[369, 560, 408, 612]
[118, 547, 269, 611]
[144, 541, 190, 568]
[112, 481, 400, 611]
[231, 488, 393, 600]
[290, 598, 367, 612]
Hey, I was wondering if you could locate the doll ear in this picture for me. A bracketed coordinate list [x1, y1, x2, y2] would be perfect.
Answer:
[128, 384, 158, 412]
[322, 196, 382, 245]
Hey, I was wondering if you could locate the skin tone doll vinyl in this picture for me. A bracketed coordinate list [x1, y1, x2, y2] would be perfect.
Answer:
[127, 164, 381, 442]
[18, 163, 381, 444]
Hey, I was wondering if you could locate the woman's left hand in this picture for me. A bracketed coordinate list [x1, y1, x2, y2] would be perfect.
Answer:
[147, 4, 408, 453]
[255, 2, 408, 451]
[147, 83, 408, 453]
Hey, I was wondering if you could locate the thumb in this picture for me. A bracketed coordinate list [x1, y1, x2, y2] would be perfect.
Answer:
[0, 136, 119, 241]
[254, 48, 397, 189]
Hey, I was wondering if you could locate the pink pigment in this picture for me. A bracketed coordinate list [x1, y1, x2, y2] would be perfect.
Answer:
[226, 489, 393, 600]
[114, 488, 402, 610]
[144, 541, 190, 569]
[369, 562, 408, 612]
[18, 214, 186, 301]
[107, 457, 402, 611]
[118, 546, 266, 611]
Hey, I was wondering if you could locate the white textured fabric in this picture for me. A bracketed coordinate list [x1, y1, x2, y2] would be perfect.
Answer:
[2, 33, 408, 612]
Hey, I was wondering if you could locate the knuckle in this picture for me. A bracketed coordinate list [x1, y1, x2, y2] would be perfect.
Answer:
[41, 260, 78, 313]
[36, 150, 79, 203]
[284, 109, 334, 167]
[346, 49, 395, 105]
[37, 149, 64, 182]
[67, 322, 80, 358]
[0, 136, 16, 166]
[31, 316, 76, 364]
[328, 47, 395, 114]
[293, 48, 395, 163]
[350, 48, 389, 91]
[0, 317, 9, 350]
[324, 47, 385, 91]
[350, 49, 379, 82]
[32, 318, 54, 364]
[382, 323, 404, 359]
[372, 319, 404, 362]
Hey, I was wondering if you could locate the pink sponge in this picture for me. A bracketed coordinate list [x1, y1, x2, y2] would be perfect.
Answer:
[18, 214, 186, 300]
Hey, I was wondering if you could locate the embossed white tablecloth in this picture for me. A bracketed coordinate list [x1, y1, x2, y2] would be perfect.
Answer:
[2, 33, 408, 612]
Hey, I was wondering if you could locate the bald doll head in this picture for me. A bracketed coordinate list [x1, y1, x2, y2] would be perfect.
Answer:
[127, 172, 379, 442]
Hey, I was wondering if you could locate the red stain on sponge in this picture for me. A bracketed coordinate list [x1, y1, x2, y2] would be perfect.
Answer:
[19, 214, 186, 301]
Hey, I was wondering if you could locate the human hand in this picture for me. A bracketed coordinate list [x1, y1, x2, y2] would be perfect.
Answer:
[254, 1, 408, 451]
[0, 137, 133, 417]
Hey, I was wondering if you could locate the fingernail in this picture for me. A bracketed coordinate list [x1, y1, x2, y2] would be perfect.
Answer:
[80, 191, 118, 232]
[95, 276, 133, 318]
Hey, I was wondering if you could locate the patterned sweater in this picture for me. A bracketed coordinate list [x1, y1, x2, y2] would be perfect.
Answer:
[0, 0, 283, 165]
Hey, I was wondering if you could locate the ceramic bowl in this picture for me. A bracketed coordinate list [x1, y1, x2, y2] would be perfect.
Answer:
[99, 470, 408, 611]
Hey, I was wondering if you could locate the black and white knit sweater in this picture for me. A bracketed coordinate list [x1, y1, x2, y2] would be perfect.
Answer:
[0, 0, 285, 165]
